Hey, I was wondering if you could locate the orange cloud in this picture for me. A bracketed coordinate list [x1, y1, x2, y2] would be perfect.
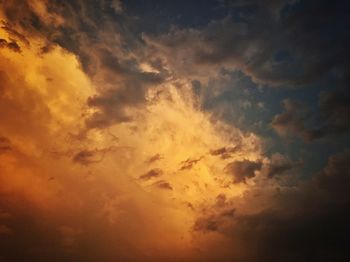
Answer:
[0, 8, 268, 262]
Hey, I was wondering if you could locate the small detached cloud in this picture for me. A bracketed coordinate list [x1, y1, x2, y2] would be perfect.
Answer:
[179, 157, 202, 171]
[210, 146, 240, 159]
[152, 180, 173, 190]
[72, 147, 114, 166]
[139, 168, 163, 181]
[146, 153, 163, 164]
[0, 38, 21, 52]
[224, 159, 262, 183]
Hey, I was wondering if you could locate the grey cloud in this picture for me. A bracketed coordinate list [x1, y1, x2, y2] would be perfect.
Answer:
[85, 52, 165, 128]
[224, 159, 262, 183]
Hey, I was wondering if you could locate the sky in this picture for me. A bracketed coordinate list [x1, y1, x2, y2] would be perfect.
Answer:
[0, 0, 349, 261]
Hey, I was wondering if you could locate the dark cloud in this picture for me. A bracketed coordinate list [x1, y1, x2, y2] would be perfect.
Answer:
[1, 23, 30, 46]
[139, 168, 163, 180]
[210, 146, 240, 159]
[146, 153, 162, 164]
[72, 150, 97, 165]
[152, 180, 173, 190]
[224, 159, 261, 183]
[72, 148, 114, 165]
[85, 68, 164, 129]
[0, 38, 21, 52]
[179, 157, 202, 170]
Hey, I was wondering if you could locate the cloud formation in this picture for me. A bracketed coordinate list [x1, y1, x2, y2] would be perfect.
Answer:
[0, 0, 349, 261]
